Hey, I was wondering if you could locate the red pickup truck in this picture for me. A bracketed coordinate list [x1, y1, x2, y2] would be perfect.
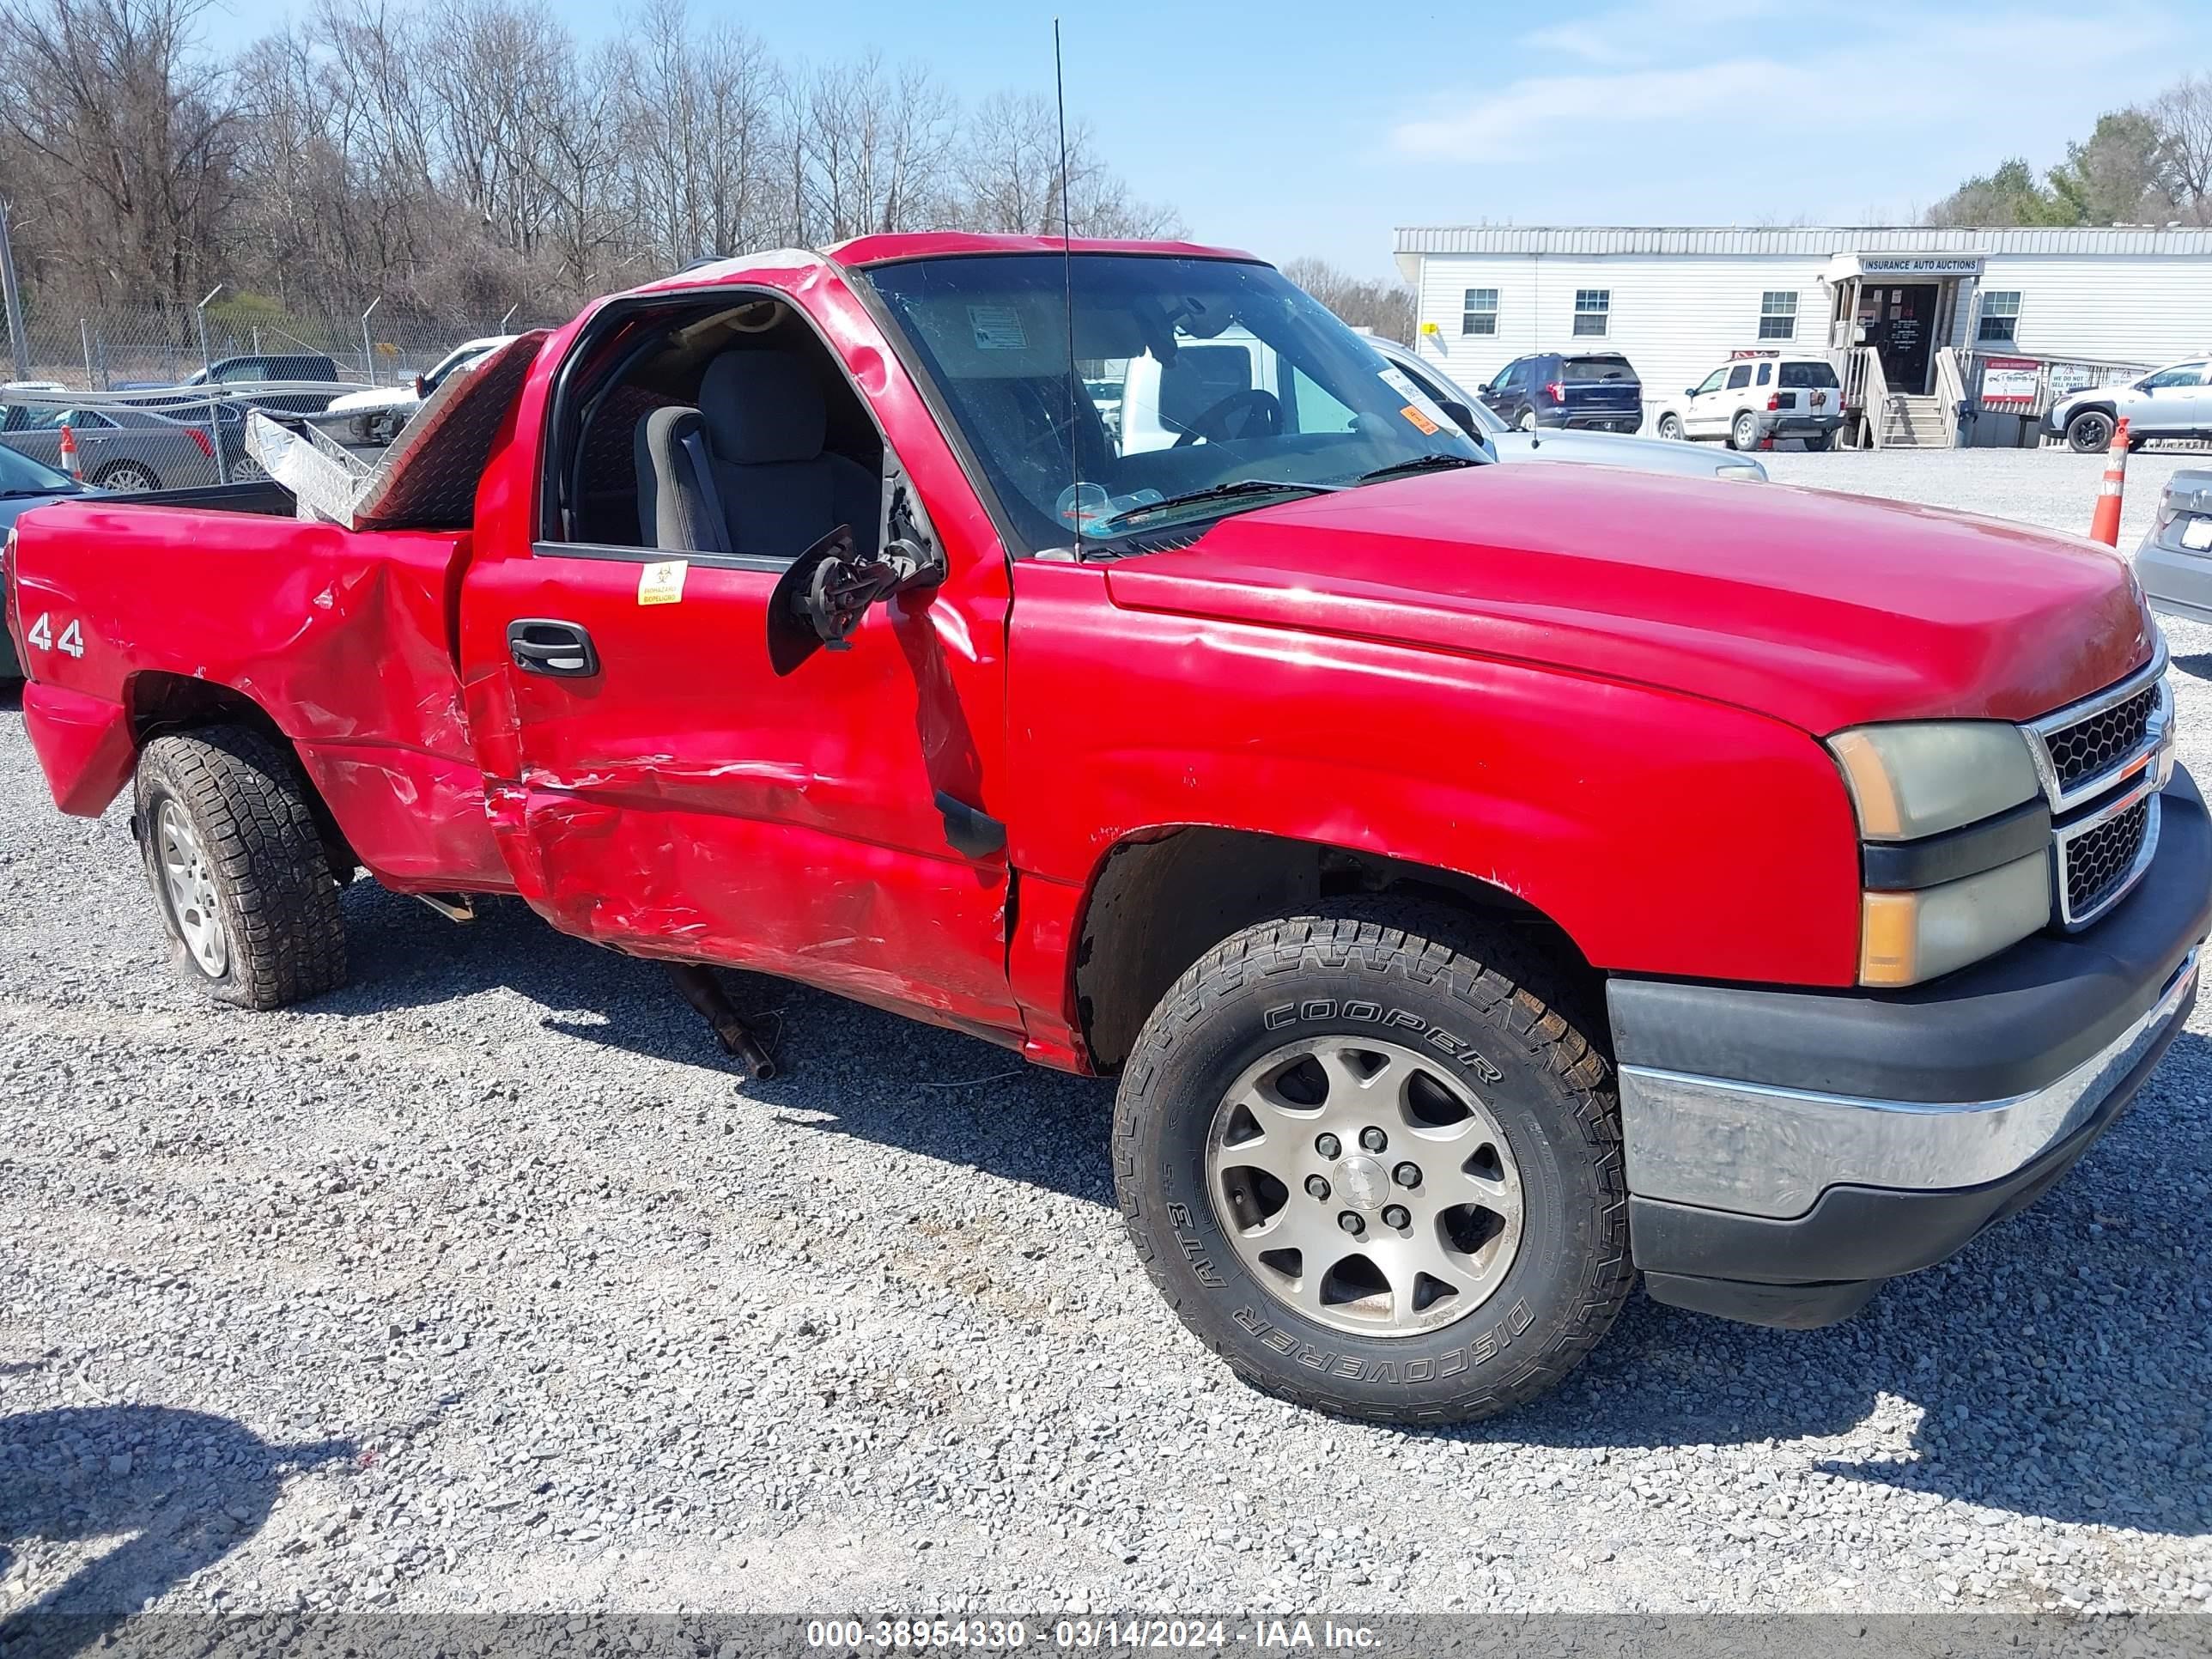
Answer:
[7, 235, 2205, 1425]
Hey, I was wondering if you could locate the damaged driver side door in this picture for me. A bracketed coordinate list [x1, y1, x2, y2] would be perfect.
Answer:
[459, 291, 1023, 1045]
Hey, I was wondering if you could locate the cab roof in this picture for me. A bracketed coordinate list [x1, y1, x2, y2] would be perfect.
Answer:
[626, 233, 1261, 296]
[825, 232, 1258, 267]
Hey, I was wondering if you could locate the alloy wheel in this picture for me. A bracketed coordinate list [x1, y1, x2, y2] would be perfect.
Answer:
[155, 799, 229, 979]
[1205, 1036, 1524, 1338]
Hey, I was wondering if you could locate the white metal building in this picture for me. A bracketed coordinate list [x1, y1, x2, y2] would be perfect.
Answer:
[1395, 226, 2212, 441]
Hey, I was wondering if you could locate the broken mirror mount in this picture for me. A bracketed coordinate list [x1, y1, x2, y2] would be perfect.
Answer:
[766, 523, 942, 675]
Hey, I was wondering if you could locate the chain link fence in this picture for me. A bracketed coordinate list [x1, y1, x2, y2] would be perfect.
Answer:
[3, 294, 568, 490]
[3, 295, 563, 393]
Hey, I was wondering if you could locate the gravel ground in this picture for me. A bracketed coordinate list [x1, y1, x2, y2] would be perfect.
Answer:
[3, 447, 2210, 1624]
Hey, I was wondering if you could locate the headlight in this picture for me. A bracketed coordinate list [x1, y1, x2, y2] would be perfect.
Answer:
[1829, 721, 2051, 987]
[1827, 722, 2041, 840]
[1858, 852, 2051, 987]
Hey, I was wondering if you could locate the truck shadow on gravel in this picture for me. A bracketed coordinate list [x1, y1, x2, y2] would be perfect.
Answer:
[324, 885, 2207, 1534]
[1452, 1034, 2212, 1538]
[0, 1398, 354, 1653]
[324, 885, 1120, 1203]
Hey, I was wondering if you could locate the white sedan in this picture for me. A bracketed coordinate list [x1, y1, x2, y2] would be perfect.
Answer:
[1370, 337, 1767, 482]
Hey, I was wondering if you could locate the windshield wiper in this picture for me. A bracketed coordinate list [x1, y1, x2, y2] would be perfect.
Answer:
[1353, 453, 1485, 485]
[1094, 477, 1343, 532]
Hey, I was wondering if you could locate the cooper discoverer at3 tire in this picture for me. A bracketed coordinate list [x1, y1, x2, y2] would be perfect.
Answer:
[1112, 903, 1633, 1424]
[132, 725, 348, 1010]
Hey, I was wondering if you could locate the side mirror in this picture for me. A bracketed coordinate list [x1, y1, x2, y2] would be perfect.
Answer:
[1476, 382, 1492, 395]
[1438, 398, 1476, 435]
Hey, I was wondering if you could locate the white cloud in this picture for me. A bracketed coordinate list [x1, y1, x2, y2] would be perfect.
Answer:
[1521, 0, 1783, 67]
[1394, 12, 2166, 163]
[1393, 59, 1783, 155]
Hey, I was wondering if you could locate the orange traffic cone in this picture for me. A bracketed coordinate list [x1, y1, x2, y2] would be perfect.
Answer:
[57, 419, 80, 481]
[2088, 416, 2130, 546]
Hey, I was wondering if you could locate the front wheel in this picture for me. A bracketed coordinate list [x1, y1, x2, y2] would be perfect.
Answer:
[1113, 905, 1632, 1424]
[1656, 414, 1686, 441]
[2066, 410, 2114, 453]
[133, 726, 349, 1009]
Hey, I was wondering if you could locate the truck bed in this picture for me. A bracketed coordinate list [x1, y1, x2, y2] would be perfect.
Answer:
[6, 494, 512, 893]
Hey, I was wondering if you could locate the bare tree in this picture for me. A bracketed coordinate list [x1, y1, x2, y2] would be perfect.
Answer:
[0, 0, 243, 302]
[1278, 257, 1415, 342]
[953, 91, 1182, 239]
[0, 0, 1189, 325]
[2155, 74, 2212, 223]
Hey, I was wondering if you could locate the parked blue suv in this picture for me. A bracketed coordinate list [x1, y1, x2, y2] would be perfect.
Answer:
[1477, 350, 1644, 434]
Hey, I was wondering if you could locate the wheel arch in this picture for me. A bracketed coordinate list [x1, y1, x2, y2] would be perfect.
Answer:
[1071, 825, 1601, 1073]
[125, 671, 356, 874]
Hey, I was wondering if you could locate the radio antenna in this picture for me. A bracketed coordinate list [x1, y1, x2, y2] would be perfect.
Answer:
[1054, 19, 1081, 559]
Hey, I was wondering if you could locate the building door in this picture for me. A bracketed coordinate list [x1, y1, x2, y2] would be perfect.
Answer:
[1866, 283, 1938, 394]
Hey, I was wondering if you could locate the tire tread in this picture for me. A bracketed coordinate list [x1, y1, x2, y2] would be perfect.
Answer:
[1114, 898, 1632, 1424]
[135, 726, 347, 1010]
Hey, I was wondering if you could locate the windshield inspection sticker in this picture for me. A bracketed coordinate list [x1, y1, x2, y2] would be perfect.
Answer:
[1378, 366, 1455, 430]
[637, 559, 688, 605]
[967, 305, 1029, 351]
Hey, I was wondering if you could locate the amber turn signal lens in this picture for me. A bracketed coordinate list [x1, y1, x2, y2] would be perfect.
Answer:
[1858, 890, 1921, 987]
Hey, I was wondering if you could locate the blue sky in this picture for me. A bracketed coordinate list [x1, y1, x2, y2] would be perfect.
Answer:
[198, 0, 2212, 279]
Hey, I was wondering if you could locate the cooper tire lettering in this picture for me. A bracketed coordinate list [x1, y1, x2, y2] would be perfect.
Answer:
[1112, 901, 1632, 1423]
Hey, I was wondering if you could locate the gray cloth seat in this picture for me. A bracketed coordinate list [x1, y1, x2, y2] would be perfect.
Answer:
[635, 349, 878, 561]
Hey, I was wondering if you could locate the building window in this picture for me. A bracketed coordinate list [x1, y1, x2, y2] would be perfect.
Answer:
[1572, 289, 1610, 337]
[1977, 290, 2021, 344]
[1460, 289, 1498, 336]
[1758, 290, 1797, 340]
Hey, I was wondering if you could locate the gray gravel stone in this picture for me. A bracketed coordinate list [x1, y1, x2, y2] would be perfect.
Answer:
[0, 447, 2207, 1617]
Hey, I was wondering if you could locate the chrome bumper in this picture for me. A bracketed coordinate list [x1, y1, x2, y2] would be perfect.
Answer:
[1619, 943, 2201, 1220]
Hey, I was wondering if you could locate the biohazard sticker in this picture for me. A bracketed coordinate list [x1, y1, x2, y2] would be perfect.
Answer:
[638, 559, 688, 605]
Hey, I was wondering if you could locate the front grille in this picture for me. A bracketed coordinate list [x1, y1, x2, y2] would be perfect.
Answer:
[2062, 796, 2153, 922]
[2044, 683, 2159, 793]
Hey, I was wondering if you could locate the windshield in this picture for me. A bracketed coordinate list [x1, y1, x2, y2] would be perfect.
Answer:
[863, 253, 1484, 552]
[0, 442, 76, 497]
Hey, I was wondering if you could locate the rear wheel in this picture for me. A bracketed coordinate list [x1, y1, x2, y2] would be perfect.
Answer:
[1113, 902, 1632, 1424]
[1516, 409, 1537, 432]
[1802, 431, 1833, 453]
[1729, 411, 1759, 451]
[2066, 410, 2114, 453]
[93, 460, 161, 493]
[133, 726, 348, 1009]
[1656, 413, 1686, 441]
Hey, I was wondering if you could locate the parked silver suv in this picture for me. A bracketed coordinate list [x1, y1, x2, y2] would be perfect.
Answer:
[2047, 358, 2210, 453]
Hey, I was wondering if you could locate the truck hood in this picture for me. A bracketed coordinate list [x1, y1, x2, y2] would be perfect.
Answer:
[325, 386, 417, 415]
[1101, 465, 2153, 734]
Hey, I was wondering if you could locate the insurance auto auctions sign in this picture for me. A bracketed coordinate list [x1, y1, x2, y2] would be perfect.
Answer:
[1860, 255, 1984, 276]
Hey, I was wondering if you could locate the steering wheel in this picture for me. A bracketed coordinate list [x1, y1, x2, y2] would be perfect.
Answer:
[1174, 388, 1284, 447]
